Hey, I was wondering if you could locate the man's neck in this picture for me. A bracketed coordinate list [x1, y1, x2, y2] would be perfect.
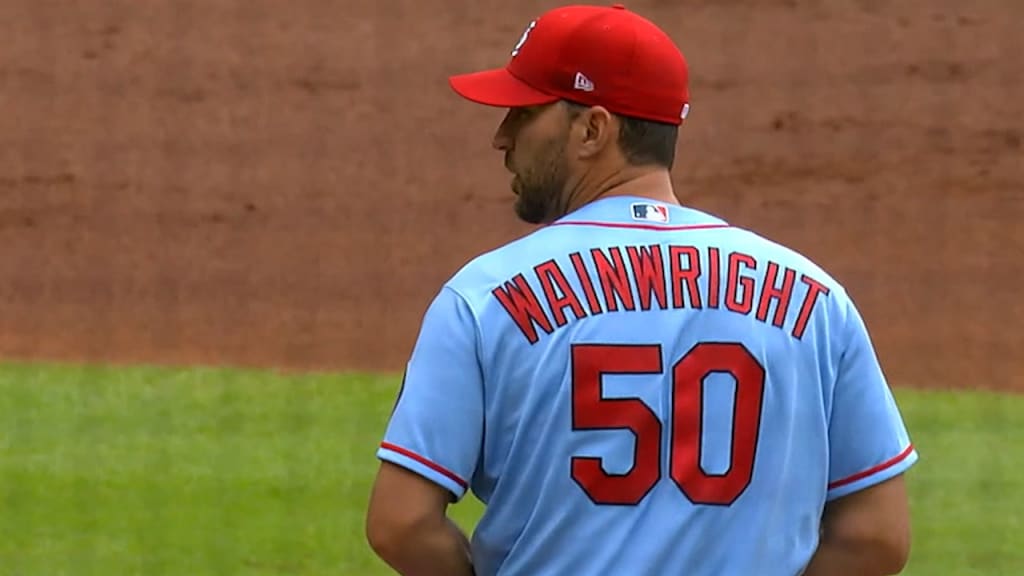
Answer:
[562, 166, 679, 216]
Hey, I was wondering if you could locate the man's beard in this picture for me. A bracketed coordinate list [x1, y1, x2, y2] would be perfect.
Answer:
[509, 140, 570, 225]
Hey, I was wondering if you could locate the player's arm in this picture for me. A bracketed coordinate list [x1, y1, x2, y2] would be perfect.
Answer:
[365, 286, 483, 576]
[803, 295, 917, 575]
[366, 462, 474, 576]
[801, 474, 911, 575]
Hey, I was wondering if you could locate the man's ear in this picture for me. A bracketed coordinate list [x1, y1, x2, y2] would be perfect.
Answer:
[571, 105, 616, 160]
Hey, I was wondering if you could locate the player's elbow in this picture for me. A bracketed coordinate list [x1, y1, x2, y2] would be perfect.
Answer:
[836, 522, 911, 574]
[365, 501, 432, 564]
[886, 530, 912, 574]
[365, 508, 412, 561]
[865, 523, 911, 574]
[821, 475, 913, 574]
[365, 514, 392, 559]
[881, 521, 912, 574]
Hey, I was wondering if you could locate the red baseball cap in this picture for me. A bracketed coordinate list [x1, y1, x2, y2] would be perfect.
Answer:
[448, 3, 690, 125]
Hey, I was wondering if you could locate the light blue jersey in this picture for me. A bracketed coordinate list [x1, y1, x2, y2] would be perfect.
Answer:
[377, 195, 918, 576]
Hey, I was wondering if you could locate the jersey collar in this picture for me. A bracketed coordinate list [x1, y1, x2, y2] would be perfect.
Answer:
[550, 196, 729, 230]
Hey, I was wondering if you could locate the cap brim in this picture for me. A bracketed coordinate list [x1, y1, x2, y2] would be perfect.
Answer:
[448, 68, 559, 108]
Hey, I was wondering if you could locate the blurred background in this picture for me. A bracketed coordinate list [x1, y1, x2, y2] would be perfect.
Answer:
[0, 0, 1020, 574]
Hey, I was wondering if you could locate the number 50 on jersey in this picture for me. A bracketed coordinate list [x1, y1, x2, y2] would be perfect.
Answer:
[570, 341, 765, 507]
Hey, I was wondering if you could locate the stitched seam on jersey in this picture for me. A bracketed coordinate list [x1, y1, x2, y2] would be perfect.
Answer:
[827, 444, 915, 490]
[380, 441, 469, 489]
[442, 284, 489, 385]
[549, 221, 731, 231]
[441, 284, 489, 462]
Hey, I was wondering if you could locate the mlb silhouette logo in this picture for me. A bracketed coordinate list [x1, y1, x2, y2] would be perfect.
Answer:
[631, 203, 670, 223]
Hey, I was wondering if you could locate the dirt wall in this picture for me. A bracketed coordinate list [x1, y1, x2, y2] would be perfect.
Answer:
[1, 0, 1020, 391]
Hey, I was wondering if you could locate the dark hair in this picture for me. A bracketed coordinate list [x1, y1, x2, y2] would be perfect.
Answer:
[565, 101, 679, 169]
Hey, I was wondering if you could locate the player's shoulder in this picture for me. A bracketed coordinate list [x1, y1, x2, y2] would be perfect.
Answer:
[714, 226, 865, 352]
[440, 225, 560, 305]
[724, 225, 855, 306]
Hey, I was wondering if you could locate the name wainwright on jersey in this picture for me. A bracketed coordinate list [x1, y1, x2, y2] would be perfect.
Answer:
[492, 243, 831, 345]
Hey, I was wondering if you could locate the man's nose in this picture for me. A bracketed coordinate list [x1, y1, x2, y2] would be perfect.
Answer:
[492, 111, 515, 151]
[492, 127, 512, 151]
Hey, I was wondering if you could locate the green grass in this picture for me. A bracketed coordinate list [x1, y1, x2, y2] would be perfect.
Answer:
[0, 362, 1020, 575]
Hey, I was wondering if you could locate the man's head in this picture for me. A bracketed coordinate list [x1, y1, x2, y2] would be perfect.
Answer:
[491, 100, 679, 224]
[448, 4, 690, 224]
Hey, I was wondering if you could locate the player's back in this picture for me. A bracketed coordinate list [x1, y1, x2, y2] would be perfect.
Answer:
[440, 196, 914, 576]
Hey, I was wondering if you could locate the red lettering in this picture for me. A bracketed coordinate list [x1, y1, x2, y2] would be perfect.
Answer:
[792, 275, 830, 339]
[569, 252, 603, 315]
[492, 274, 554, 344]
[669, 246, 702, 309]
[627, 245, 667, 311]
[725, 253, 757, 315]
[591, 247, 636, 312]
[707, 247, 721, 309]
[535, 260, 587, 327]
[756, 262, 796, 328]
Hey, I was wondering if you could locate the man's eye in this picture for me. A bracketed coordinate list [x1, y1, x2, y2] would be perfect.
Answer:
[507, 109, 530, 124]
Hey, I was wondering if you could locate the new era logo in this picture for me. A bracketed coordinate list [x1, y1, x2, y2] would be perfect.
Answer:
[631, 203, 670, 223]
[574, 72, 594, 92]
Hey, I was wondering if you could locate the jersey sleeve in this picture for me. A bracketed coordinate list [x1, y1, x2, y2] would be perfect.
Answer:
[826, 297, 918, 501]
[376, 285, 484, 502]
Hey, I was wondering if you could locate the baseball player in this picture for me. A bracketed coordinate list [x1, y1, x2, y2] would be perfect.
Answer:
[366, 4, 918, 575]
